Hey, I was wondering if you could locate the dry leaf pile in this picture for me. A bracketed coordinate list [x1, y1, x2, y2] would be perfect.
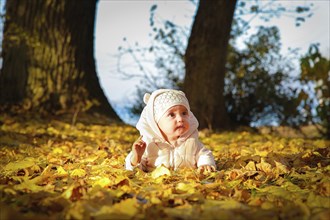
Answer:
[0, 114, 329, 220]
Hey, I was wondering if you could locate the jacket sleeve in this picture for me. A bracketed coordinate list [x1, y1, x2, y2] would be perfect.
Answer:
[125, 151, 138, 170]
[195, 141, 216, 168]
[125, 151, 148, 171]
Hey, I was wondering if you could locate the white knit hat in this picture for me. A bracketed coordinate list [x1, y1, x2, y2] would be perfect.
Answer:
[143, 90, 190, 123]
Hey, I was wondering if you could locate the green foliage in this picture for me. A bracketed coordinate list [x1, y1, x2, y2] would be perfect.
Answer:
[298, 44, 330, 137]
[225, 26, 301, 126]
[0, 114, 329, 219]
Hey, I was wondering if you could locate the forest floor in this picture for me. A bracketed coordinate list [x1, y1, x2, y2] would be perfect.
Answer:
[0, 113, 329, 220]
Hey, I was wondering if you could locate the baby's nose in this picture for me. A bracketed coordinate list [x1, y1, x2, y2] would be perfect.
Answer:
[177, 115, 183, 122]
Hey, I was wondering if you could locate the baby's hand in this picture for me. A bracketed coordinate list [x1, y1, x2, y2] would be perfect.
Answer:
[130, 136, 146, 166]
[198, 165, 216, 173]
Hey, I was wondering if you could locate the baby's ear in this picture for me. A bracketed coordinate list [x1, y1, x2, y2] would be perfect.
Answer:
[143, 93, 151, 104]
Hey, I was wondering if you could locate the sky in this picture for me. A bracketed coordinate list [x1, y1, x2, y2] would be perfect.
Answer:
[95, 0, 195, 101]
[94, 0, 330, 123]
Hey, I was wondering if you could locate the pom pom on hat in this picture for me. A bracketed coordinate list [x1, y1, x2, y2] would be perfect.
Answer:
[143, 93, 151, 104]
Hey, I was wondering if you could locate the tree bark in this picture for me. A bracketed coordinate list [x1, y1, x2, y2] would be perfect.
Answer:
[0, 0, 120, 120]
[184, 0, 237, 130]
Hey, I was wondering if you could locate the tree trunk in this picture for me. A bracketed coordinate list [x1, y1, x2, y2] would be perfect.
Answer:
[184, 0, 237, 130]
[0, 0, 120, 120]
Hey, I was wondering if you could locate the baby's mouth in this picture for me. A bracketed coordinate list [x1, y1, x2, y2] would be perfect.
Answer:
[176, 125, 184, 130]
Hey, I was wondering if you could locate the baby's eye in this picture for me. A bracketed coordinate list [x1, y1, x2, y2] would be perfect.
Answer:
[182, 111, 188, 116]
[168, 113, 175, 117]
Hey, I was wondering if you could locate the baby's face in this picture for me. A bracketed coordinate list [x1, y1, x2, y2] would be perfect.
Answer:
[157, 105, 190, 142]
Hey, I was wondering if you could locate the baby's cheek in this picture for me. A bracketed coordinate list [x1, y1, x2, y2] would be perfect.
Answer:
[184, 124, 190, 133]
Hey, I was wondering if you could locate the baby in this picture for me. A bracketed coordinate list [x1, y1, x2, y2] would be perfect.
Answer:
[125, 89, 216, 172]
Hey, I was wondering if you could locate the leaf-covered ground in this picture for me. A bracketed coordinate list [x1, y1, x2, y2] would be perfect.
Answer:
[0, 114, 329, 220]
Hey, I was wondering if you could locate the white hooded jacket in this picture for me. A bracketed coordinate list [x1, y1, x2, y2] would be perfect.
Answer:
[125, 89, 216, 171]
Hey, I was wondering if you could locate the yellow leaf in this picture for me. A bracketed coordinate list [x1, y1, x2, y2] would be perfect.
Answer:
[307, 192, 330, 209]
[176, 182, 196, 194]
[92, 177, 111, 188]
[204, 199, 248, 210]
[261, 201, 274, 210]
[282, 181, 308, 194]
[4, 158, 35, 171]
[93, 198, 139, 219]
[13, 177, 44, 193]
[274, 161, 289, 175]
[162, 188, 173, 198]
[256, 159, 272, 173]
[312, 151, 322, 157]
[56, 166, 68, 175]
[150, 196, 162, 204]
[52, 147, 63, 154]
[71, 168, 86, 177]
[83, 155, 98, 163]
[3, 188, 17, 196]
[258, 186, 288, 199]
[163, 204, 194, 219]
[255, 149, 269, 157]
[151, 166, 171, 179]
[248, 197, 262, 206]
[245, 161, 257, 171]
[62, 185, 74, 200]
